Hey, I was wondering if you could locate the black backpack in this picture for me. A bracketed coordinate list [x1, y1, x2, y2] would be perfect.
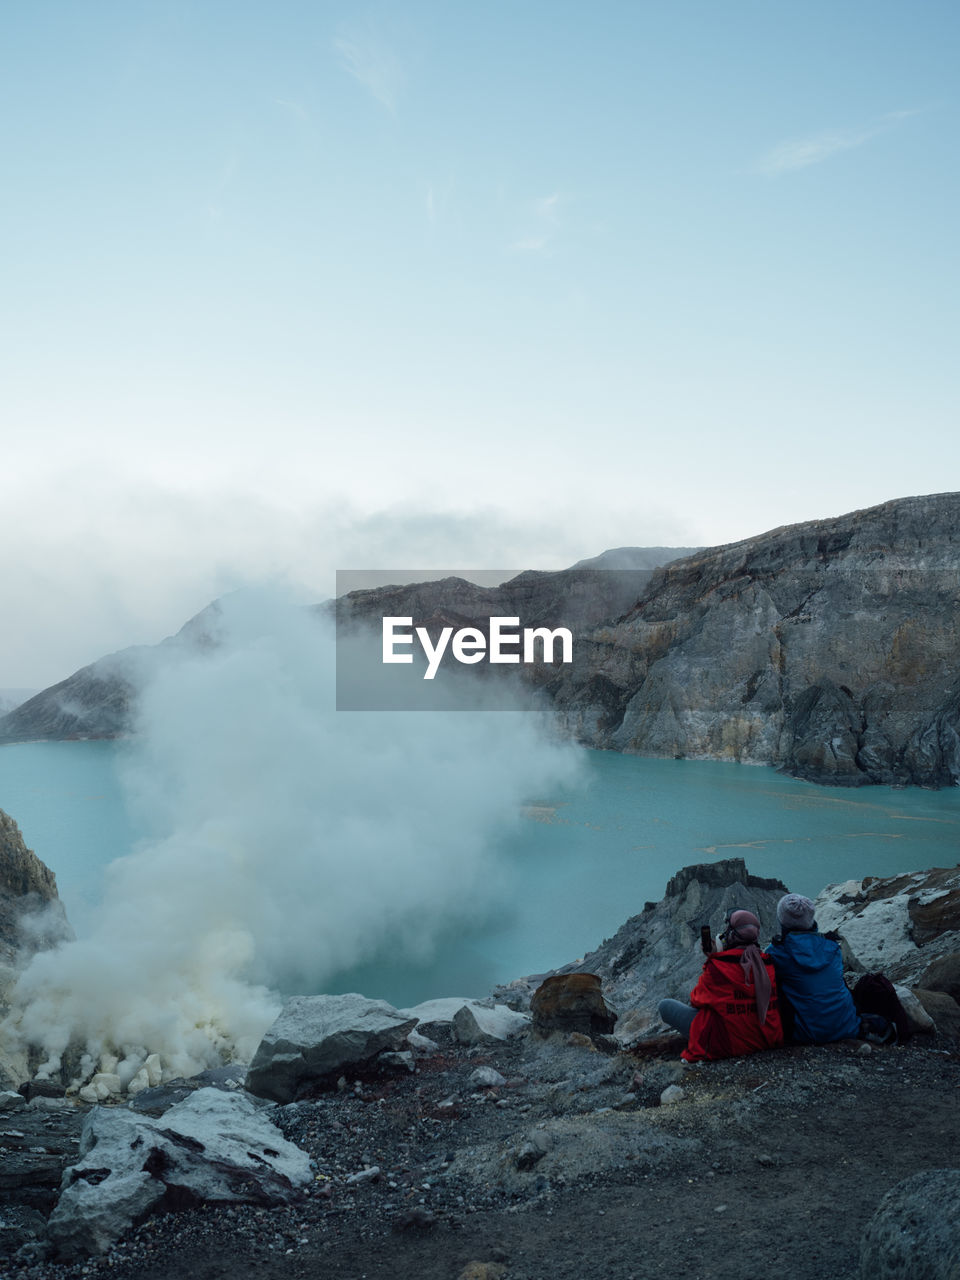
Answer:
[852, 972, 911, 1043]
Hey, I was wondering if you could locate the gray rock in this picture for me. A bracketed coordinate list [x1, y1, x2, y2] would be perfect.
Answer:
[48, 1088, 311, 1259]
[659, 1085, 685, 1105]
[0, 1090, 26, 1111]
[0, 1102, 85, 1200]
[451, 1003, 530, 1046]
[407, 1029, 440, 1054]
[378, 1050, 415, 1073]
[786, 680, 862, 781]
[895, 985, 935, 1033]
[913, 990, 960, 1043]
[245, 993, 418, 1102]
[920, 952, 960, 1002]
[514, 1129, 551, 1171]
[49, 1172, 164, 1260]
[26, 1095, 74, 1111]
[19, 1079, 66, 1102]
[126, 1082, 199, 1115]
[194, 1063, 246, 1087]
[859, 1168, 960, 1279]
[469, 1067, 508, 1088]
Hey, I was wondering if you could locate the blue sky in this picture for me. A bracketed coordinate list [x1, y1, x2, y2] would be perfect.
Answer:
[1, 2, 958, 684]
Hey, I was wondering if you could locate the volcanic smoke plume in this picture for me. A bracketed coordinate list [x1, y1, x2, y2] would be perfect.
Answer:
[5, 590, 579, 1085]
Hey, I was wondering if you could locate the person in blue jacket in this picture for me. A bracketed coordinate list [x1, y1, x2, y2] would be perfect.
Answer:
[765, 894, 861, 1044]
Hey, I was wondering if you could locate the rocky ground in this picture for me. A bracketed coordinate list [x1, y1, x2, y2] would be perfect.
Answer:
[4, 1024, 959, 1280]
[4, 832, 959, 1279]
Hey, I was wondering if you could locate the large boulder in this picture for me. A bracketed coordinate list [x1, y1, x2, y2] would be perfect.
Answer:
[530, 973, 617, 1038]
[48, 1088, 311, 1258]
[50, 1172, 163, 1261]
[859, 1169, 960, 1280]
[244, 993, 417, 1102]
[451, 1003, 530, 1046]
[816, 867, 960, 984]
[912, 989, 960, 1042]
[919, 951, 960, 1002]
[399, 997, 530, 1046]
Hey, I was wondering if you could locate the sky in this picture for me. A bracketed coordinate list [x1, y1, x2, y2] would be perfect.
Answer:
[2, 0, 958, 687]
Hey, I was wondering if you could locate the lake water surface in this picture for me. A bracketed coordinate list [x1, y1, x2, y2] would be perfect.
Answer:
[1, 741, 958, 1006]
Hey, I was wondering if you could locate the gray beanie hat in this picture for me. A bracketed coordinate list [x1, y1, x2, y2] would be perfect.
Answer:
[777, 893, 816, 930]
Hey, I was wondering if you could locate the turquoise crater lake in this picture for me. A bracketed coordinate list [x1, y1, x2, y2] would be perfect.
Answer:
[1, 741, 958, 1007]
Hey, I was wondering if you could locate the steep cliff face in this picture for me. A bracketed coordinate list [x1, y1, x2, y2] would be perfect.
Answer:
[0, 809, 71, 1087]
[542, 492, 960, 786]
[0, 808, 70, 969]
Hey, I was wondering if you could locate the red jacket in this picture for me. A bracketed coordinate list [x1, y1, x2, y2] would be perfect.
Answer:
[682, 948, 784, 1062]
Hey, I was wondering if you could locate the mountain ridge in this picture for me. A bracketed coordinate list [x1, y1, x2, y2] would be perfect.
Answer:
[3, 494, 959, 786]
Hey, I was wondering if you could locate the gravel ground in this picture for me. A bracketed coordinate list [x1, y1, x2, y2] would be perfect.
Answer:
[4, 1027, 959, 1280]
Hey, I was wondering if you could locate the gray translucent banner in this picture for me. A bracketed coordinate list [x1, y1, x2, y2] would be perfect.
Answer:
[335, 567, 656, 711]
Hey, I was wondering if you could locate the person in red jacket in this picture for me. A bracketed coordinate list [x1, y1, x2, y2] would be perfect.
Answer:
[659, 909, 784, 1062]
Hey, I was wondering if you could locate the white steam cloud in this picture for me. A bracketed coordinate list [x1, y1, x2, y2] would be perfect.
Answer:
[4, 591, 580, 1083]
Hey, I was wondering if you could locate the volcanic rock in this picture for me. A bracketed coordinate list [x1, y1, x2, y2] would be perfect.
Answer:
[530, 973, 617, 1038]
[815, 866, 960, 983]
[912, 989, 960, 1042]
[244, 993, 417, 1102]
[469, 1067, 507, 1088]
[859, 1168, 960, 1280]
[399, 997, 530, 1045]
[17, 1080, 65, 1102]
[452, 1003, 530, 1046]
[893, 985, 934, 1034]
[919, 951, 960, 1002]
[48, 1088, 311, 1258]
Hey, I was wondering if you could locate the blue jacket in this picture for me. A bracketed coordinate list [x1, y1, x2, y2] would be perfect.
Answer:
[765, 928, 861, 1044]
